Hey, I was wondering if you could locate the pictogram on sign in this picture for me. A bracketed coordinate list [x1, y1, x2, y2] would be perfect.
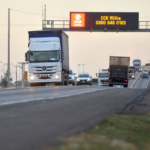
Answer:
[71, 13, 85, 27]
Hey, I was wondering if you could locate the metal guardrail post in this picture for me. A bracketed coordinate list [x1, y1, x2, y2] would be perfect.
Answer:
[51, 20, 54, 29]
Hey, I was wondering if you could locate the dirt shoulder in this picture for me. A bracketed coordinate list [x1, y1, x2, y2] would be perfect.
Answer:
[122, 89, 150, 115]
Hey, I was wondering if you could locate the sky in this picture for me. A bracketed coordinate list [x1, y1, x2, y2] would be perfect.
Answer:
[0, 0, 150, 81]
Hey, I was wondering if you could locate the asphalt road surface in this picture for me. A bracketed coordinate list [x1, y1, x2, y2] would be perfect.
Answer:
[0, 86, 148, 150]
[128, 71, 140, 87]
[0, 86, 113, 106]
[133, 74, 150, 88]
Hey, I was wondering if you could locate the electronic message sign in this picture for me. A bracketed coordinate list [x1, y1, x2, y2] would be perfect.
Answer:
[70, 12, 139, 30]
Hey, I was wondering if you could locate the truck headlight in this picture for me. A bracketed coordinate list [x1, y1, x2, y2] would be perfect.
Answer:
[77, 79, 80, 81]
[72, 76, 74, 79]
[87, 78, 91, 81]
[30, 75, 34, 81]
[55, 74, 59, 80]
[132, 75, 135, 78]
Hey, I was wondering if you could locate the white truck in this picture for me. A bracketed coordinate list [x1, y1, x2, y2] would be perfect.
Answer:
[97, 69, 109, 86]
[108, 56, 130, 87]
[133, 59, 141, 71]
[25, 30, 69, 86]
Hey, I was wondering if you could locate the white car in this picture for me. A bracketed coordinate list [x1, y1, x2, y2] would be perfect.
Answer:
[76, 73, 92, 85]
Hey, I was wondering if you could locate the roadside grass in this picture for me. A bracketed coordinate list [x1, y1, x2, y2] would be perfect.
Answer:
[46, 114, 150, 150]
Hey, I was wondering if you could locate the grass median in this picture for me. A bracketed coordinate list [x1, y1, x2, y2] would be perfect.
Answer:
[46, 114, 150, 150]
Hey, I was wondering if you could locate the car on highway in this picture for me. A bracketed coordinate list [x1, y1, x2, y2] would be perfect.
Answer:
[76, 73, 92, 85]
[68, 69, 76, 85]
[141, 72, 149, 79]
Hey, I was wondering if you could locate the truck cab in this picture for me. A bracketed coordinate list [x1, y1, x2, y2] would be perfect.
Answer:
[98, 70, 109, 86]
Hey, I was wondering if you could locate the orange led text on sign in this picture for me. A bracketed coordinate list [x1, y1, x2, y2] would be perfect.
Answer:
[96, 16, 126, 26]
[71, 13, 85, 27]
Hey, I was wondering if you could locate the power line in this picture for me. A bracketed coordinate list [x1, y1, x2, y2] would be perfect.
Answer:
[11, 9, 68, 19]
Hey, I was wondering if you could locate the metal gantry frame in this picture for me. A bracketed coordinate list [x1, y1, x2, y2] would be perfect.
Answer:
[42, 20, 150, 32]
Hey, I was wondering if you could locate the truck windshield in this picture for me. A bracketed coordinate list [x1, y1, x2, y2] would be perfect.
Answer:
[129, 70, 134, 73]
[29, 51, 60, 62]
[69, 70, 73, 75]
[134, 64, 140, 66]
[99, 73, 109, 78]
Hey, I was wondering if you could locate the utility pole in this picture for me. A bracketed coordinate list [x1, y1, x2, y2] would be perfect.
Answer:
[82, 64, 85, 73]
[18, 62, 28, 88]
[78, 64, 80, 75]
[8, 8, 10, 87]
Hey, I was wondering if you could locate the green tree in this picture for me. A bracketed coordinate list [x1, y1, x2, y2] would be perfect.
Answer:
[1, 70, 13, 87]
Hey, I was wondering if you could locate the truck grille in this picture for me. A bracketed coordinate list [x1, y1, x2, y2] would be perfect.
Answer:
[101, 80, 108, 83]
[31, 66, 57, 73]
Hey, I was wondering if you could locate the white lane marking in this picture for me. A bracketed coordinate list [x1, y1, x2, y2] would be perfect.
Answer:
[146, 77, 150, 88]
[0, 87, 114, 107]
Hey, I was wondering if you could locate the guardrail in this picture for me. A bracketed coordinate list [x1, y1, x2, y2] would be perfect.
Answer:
[42, 20, 150, 32]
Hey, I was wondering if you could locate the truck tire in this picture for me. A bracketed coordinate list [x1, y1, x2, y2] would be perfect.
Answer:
[64, 73, 69, 85]
[124, 84, 128, 88]
[109, 84, 113, 87]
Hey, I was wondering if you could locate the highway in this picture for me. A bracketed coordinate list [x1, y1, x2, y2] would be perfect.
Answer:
[133, 74, 150, 88]
[0, 74, 149, 150]
[0, 86, 113, 106]
[128, 71, 140, 87]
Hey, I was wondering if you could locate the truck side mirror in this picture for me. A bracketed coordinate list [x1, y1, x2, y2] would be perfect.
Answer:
[25, 51, 29, 61]
[74, 73, 76, 75]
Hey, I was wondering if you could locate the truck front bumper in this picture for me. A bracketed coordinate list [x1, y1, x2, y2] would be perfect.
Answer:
[29, 72, 61, 83]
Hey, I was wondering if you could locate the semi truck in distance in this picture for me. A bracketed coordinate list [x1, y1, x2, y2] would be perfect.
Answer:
[97, 69, 109, 86]
[129, 66, 135, 79]
[108, 56, 130, 87]
[133, 59, 141, 71]
[25, 30, 69, 87]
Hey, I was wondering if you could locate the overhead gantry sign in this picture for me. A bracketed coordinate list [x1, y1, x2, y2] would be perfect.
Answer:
[70, 12, 139, 30]
[42, 12, 150, 32]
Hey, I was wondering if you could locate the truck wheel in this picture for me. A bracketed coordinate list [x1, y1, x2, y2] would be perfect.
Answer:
[124, 85, 128, 88]
[109, 84, 113, 87]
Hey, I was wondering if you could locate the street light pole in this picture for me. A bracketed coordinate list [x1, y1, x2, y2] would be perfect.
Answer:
[8, 8, 10, 87]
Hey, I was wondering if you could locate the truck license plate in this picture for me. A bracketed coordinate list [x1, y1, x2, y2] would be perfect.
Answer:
[42, 75, 48, 78]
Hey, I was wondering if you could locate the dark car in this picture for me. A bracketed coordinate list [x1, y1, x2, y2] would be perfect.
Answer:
[76, 73, 92, 85]
[142, 73, 149, 79]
